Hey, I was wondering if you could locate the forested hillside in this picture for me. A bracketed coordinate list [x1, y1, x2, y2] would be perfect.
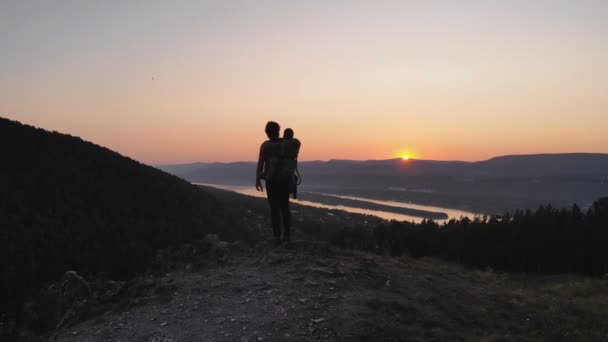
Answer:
[0, 118, 242, 324]
[332, 199, 608, 276]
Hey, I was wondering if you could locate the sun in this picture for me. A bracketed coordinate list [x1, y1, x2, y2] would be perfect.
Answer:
[402, 155, 410, 160]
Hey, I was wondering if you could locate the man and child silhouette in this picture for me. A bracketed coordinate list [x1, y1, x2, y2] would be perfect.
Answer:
[256, 121, 301, 243]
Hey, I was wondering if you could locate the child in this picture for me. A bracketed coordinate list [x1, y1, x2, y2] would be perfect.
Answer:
[282, 128, 301, 198]
[282, 128, 300, 162]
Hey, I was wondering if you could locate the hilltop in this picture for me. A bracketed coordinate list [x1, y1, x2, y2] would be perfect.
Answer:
[49, 227, 608, 342]
[27, 187, 608, 341]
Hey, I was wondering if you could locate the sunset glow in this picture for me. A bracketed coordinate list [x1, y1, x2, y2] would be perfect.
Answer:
[402, 155, 410, 161]
[1, 1, 607, 164]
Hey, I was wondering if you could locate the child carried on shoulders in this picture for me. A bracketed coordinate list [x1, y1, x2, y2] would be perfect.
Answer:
[264, 128, 301, 198]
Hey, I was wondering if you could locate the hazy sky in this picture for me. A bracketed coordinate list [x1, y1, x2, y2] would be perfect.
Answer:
[1, 1, 607, 163]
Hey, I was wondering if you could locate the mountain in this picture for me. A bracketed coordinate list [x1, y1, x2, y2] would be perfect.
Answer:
[154, 162, 212, 176]
[0, 117, 242, 327]
[158, 154, 608, 213]
[473, 153, 608, 177]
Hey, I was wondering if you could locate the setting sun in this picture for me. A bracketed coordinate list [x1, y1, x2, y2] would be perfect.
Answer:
[402, 155, 410, 160]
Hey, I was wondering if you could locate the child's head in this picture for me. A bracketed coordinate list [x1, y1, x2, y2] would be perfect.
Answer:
[283, 128, 294, 139]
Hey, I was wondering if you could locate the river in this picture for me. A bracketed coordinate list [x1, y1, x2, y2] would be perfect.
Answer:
[196, 183, 477, 223]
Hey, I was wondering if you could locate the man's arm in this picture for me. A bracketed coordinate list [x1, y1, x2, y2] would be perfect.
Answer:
[255, 144, 264, 191]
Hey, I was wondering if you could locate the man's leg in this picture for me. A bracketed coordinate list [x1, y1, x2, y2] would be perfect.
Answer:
[266, 182, 281, 240]
[279, 182, 292, 241]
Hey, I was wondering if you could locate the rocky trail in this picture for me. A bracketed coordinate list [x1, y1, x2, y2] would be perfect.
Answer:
[48, 238, 608, 342]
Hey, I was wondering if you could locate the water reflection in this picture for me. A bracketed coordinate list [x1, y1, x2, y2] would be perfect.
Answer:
[323, 194, 476, 221]
[195, 183, 475, 223]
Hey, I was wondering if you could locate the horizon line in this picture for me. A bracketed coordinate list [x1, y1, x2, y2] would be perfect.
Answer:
[152, 152, 608, 166]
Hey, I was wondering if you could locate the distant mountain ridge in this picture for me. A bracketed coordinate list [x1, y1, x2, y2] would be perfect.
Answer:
[158, 153, 608, 213]
[155, 162, 212, 176]
[157, 153, 608, 182]
[159, 153, 608, 178]
[478, 153, 608, 176]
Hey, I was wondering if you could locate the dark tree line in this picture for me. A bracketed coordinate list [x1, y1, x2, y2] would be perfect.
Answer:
[0, 118, 248, 328]
[331, 198, 608, 276]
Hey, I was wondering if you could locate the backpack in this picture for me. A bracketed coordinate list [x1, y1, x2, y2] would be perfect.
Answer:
[265, 139, 302, 198]
[263, 140, 283, 182]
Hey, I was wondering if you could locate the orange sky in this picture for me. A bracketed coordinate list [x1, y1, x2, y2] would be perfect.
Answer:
[1, 2, 607, 164]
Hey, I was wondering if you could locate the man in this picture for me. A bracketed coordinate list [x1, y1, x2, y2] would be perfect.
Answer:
[256, 121, 292, 243]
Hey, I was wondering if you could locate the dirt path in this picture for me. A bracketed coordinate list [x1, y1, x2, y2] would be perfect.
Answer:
[51, 241, 608, 342]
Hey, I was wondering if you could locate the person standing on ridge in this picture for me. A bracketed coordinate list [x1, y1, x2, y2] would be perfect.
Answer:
[256, 121, 292, 243]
